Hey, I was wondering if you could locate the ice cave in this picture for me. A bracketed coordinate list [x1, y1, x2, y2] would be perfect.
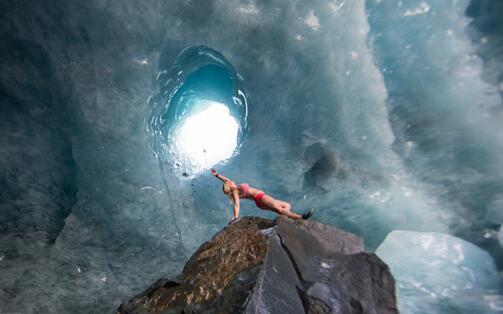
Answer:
[0, 0, 502, 313]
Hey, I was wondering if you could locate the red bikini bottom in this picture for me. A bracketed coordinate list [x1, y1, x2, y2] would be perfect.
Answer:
[254, 192, 266, 209]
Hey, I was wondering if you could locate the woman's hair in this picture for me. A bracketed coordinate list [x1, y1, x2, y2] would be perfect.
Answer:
[222, 181, 235, 204]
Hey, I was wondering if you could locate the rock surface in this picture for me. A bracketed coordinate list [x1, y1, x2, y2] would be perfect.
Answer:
[118, 217, 397, 313]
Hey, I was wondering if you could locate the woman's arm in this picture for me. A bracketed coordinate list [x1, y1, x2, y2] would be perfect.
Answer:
[231, 189, 240, 223]
[211, 168, 231, 182]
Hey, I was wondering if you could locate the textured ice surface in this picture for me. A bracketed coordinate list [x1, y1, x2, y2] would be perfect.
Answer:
[376, 231, 503, 313]
[366, 0, 503, 235]
[0, 0, 502, 312]
[487, 194, 503, 225]
[366, 0, 503, 268]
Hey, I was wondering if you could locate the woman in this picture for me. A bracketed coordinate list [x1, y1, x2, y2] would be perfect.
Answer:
[211, 168, 314, 224]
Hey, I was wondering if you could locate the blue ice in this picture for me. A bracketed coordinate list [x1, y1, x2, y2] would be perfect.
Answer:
[376, 231, 503, 313]
[499, 226, 503, 248]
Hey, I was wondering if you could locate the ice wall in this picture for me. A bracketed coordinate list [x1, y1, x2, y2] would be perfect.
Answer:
[366, 0, 503, 261]
[0, 0, 501, 313]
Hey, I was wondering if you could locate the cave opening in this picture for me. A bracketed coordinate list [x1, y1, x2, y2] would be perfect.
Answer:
[173, 100, 239, 173]
[148, 46, 248, 177]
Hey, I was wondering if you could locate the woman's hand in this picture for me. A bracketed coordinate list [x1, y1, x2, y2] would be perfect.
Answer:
[210, 168, 217, 176]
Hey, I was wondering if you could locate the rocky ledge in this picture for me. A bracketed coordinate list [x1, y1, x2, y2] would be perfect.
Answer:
[117, 217, 397, 313]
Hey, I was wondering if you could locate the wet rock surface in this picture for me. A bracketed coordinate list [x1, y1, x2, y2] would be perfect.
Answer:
[118, 217, 397, 314]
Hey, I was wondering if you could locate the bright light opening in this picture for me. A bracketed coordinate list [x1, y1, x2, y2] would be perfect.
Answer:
[174, 101, 239, 173]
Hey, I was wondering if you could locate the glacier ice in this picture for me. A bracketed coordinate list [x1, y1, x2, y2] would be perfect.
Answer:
[366, 0, 503, 235]
[487, 194, 503, 225]
[0, 0, 502, 313]
[376, 230, 503, 313]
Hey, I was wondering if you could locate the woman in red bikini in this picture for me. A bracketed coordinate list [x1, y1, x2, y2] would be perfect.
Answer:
[211, 168, 314, 224]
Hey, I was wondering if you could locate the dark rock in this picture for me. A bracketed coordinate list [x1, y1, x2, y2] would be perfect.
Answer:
[118, 217, 397, 314]
[245, 234, 305, 313]
[275, 218, 396, 313]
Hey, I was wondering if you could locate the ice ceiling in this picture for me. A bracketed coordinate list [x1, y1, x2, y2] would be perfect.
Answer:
[0, 0, 502, 313]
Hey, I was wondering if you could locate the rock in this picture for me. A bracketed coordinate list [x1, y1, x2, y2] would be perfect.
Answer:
[118, 217, 397, 313]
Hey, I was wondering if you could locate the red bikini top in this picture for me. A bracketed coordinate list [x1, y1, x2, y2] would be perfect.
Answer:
[237, 183, 250, 197]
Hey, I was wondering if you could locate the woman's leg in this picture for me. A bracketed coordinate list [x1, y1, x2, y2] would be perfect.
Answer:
[274, 200, 302, 219]
[260, 195, 303, 219]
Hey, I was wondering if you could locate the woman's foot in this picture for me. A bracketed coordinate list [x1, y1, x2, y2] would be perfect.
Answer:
[302, 208, 314, 220]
